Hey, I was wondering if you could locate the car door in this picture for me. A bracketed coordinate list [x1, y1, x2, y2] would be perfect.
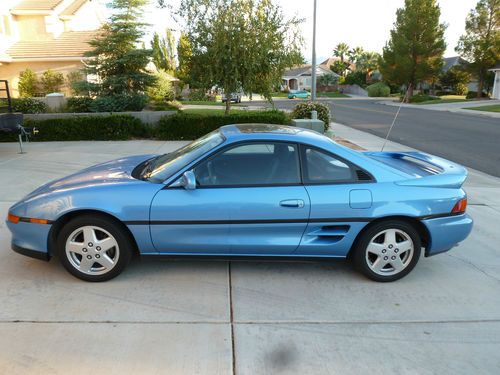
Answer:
[192, 141, 310, 255]
[150, 187, 231, 254]
[297, 145, 374, 257]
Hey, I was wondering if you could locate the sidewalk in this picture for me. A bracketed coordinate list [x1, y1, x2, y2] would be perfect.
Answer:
[379, 99, 500, 118]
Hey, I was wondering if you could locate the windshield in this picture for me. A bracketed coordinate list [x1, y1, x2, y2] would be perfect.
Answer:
[144, 130, 225, 183]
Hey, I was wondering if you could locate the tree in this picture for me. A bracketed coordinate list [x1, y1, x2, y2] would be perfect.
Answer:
[439, 66, 471, 94]
[79, 0, 155, 110]
[348, 46, 364, 65]
[176, 32, 193, 85]
[18, 69, 38, 98]
[356, 51, 381, 82]
[41, 69, 64, 94]
[379, 0, 446, 100]
[179, 0, 303, 113]
[332, 42, 351, 77]
[456, 0, 500, 97]
[151, 28, 176, 72]
[317, 73, 338, 87]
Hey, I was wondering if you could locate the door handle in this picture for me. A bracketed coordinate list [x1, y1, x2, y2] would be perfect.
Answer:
[280, 199, 305, 208]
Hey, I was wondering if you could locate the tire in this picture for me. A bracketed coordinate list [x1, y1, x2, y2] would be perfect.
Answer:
[353, 220, 421, 282]
[57, 215, 133, 282]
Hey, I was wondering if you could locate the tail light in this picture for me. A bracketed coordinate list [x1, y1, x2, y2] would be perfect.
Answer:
[451, 198, 467, 214]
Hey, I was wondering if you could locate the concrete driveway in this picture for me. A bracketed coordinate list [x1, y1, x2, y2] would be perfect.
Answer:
[1, 134, 499, 375]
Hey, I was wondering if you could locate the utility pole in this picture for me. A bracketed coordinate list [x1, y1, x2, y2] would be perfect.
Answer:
[311, 0, 317, 101]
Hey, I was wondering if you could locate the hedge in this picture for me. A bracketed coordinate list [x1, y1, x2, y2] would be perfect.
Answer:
[291, 102, 331, 132]
[156, 110, 290, 140]
[0, 115, 148, 142]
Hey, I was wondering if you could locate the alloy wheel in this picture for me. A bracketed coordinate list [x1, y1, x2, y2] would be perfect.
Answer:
[65, 225, 120, 276]
[365, 228, 414, 276]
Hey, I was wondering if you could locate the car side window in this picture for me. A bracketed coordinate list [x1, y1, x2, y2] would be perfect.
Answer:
[303, 147, 354, 183]
[194, 142, 301, 187]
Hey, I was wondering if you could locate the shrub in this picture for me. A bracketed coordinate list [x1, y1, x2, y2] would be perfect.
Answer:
[66, 97, 94, 113]
[18, 69, 38, 98]
[157, 110, 290, 140]
[344, 71, 366, 87]
[147, 70, 176, 106]
[408, 94, 439, 103]
[41, 69, 64, 94]
[454, 83, 468, 96]
[188, 89, 209, 101]
[66, 71, 87, 96]
[91, 93, 148, 112]
[291, 102, 331, 131]
[367, 82, 390, 97]
[2, 98, 48, 113]
[466, 91, 490, 99]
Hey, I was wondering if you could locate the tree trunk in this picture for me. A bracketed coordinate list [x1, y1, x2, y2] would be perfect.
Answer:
[477, 73, 484, 99]
[225, 96, 231, 114]
[406, 84, 414, 103]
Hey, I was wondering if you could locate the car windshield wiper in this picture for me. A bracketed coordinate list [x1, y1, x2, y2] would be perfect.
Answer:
[140, 156, 160, 180]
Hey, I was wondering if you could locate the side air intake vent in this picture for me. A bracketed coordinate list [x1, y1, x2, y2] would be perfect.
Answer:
[356, 169, 372, 181]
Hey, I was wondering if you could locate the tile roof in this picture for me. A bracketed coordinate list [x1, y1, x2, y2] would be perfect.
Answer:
[283, 64, 338, 78]
[6, 31, 98, 60]
[11, 0, 64, 11]
[60, 0, 88, 16]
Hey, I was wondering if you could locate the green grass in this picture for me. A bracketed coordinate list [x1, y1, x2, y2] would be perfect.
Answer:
[181, 108, 260, 115]
[466, 104, 500, 113]
[180, 100, 246, 107]
[271, 92, 289, 98]
[317, 92, 350, 98]
[415, 95, 469, 105]
[416, 99, 470, 105]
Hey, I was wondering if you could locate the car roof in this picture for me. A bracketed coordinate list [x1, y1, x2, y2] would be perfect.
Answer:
[220, 123, 324, 142]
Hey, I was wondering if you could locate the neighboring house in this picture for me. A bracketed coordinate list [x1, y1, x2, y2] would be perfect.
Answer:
[490, 63, 500, 100]
[282, 61, 339, 91]
[442, 56, 478, 92]
[0, 0, 104, 97]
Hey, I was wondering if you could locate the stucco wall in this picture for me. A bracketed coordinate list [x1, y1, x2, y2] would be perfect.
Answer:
[0, 60, 84, 97]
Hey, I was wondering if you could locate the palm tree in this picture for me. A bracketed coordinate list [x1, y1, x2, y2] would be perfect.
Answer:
[333, 42, 350, 76]
[349, 46, 364, 65]
[333, 42, 350, 63]
[357, 52, 381, 82]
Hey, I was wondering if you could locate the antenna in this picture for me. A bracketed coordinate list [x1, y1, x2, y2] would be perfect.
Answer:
[381, 84, 412, 151]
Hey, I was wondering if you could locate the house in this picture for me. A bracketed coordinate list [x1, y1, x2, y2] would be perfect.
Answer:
[490, 63, 500, 100]
[0, 0, 104, 97]
[282, 61, 339, 91]
[442, 56, 478, 92]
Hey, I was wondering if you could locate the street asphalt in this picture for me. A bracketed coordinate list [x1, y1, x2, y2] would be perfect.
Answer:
[1, 132, 499, 374]
[246, 98, 500, 178]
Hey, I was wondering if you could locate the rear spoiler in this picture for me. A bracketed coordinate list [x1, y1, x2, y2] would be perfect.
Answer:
[366, 151, 468, 189]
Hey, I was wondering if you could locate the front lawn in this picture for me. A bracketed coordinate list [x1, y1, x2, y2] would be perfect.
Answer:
[318, 92, 350, 98]
[415, 95, 469, 105]
[466, 104, 500, 113]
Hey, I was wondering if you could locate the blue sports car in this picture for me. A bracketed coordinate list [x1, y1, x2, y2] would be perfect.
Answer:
[6, 124, 472, 282]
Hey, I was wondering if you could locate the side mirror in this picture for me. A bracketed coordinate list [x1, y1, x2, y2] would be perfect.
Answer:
[170, 170, 196, 190]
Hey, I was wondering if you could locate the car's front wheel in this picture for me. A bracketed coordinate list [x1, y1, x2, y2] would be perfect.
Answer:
[353, 220, 421, 282]
[57, 215, 132, 282]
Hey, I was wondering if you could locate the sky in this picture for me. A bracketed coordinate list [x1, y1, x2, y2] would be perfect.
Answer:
[109, 0, 478, 61]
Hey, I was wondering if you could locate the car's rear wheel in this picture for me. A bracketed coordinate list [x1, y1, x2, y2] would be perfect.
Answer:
[353, 220, 421, 282]
[57, 215, 132, 282]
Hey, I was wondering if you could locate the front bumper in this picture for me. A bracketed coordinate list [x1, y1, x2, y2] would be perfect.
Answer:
[6, 220, 52, 261]
[422, 213, 473, 256]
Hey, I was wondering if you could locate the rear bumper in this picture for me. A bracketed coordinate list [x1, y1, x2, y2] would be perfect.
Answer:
[422, 213, 473, 256]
